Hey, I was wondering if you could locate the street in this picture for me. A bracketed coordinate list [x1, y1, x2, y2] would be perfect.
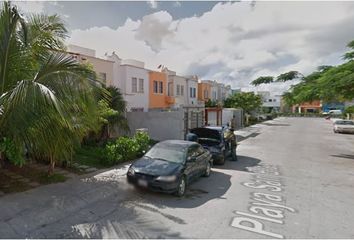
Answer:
[1, 117, 354, 238]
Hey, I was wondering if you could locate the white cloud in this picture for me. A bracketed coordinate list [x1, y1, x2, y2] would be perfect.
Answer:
[14, 1, 45, 13]
[147, 0, 158, 9]
[173, 1, 181, 8]
[135, 11, 175, 52]
[68, 1, 354, 94]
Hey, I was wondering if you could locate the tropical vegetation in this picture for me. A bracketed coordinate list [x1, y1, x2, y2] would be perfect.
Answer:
[223, 92, 262, 114]
[251, 40, 354, 108]
[103, 132, 151, 166]
[0, 2, 128, 175]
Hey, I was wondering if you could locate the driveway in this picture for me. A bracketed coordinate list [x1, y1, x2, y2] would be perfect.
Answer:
[1, 117, 354, 238]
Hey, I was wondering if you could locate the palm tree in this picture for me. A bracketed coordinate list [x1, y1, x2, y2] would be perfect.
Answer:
[106, 86, 129, 131]
[97, 86, 129, 142]
[0, 2, 103, 174]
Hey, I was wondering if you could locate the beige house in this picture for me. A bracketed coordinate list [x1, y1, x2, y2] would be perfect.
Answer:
[67, 45, 114, 86]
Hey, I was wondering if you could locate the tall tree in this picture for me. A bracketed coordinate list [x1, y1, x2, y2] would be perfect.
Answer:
[97, 86, 129, 142]
[250, 39, 354, 107]
[0, 2, 103, 173]
[224, 92, 262, 114]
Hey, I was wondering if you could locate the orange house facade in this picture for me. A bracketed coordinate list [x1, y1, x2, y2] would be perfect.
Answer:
[149, 71, 175, 110]
[292, 101, 322, 113]
[198, 82, 212, 102]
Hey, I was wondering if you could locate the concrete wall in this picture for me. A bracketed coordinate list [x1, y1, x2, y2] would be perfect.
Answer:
[126, 110, 185, 141]
[222, 108, 244, 130]
[68, 44, 95, 57]
[206, 108, 244, 129]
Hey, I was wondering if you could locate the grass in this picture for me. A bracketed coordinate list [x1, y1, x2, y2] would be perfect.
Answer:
[72, 139, 159, 169]
[38, 173, 67, 184]
[73, 145, 108, 168]
[0, 164, 68, 194]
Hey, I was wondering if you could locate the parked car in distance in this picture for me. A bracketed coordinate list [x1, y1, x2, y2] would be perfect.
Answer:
[189, 126, 237, 165]
[323, 109, 343, 115]
[333, 120, 354, 134]
[127, 140, 212, 197]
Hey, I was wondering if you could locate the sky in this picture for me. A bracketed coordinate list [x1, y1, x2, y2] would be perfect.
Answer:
[13, 1, 354, 94]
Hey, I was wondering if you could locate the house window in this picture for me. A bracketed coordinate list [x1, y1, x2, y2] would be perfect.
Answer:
[181, 86, 184, 96]
[153, 81, 158, 93]
[139, 78, 144, 93]
[159, 81, 163, 94]
[176, 85, 181, 96]
[99, 72, 107, 84]
[273, 99, 276, 102]
[193, 88, 196, 98]
[190, 87, 193, 98]
[132, 77, 137, 93]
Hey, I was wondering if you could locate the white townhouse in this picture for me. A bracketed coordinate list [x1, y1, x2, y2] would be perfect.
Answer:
[106, 53, 149, 112]
[164, 68, 188, 109]
[68, 44, 114, 86]
[185, 75, 199, 106]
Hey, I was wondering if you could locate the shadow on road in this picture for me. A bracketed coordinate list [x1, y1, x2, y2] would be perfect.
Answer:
[260, 122, 291, 127]
[1, 156, 262, 239]
[237, 132, 260, 142]
[331, 154, 354, 160]
[218, 155, 262, 172]
[129, 169, 231, 209]
[126, 155, 262, 213]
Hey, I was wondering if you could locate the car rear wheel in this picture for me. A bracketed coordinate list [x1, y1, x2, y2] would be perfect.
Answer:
[203, 162, 211, 177]
[219, 152, 225, 165]
[175, 176, 186, 197]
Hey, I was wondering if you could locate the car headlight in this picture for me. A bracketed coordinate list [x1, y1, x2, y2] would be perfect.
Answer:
[127, 167, 135, 176]
[156, 175, 177, 182]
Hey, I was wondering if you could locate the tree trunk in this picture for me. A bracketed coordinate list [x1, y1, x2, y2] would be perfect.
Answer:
[0, 152, 4, 169]
[48, 156, 55, 175]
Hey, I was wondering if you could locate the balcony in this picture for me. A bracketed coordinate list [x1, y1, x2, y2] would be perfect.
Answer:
[165, 96, 175, 104]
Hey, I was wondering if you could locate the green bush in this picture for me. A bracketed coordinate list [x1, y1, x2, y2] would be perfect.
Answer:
[0, 137, 25, 166]
[102, 132, 151, 165]
[102, 142, 123, 166]
[344, 106, 354, 114]
[134, 132, 150, 157]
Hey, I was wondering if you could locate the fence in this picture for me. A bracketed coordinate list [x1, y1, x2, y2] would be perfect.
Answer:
[124, 110, 185, 141]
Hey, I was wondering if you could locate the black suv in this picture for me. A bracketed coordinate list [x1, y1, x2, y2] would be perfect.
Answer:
[189, 126, 237, 165]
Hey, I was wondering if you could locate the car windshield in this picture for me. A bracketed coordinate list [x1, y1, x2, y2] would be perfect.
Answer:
[335, 121, 354, 125]
[145, 143, 187, 163]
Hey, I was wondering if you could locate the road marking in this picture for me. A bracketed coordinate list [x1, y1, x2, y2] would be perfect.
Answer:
[230, 163, 296, 239]
[233, 211, 283, 224]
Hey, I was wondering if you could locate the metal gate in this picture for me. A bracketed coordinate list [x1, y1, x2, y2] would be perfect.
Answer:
[183, 108, 204, 139]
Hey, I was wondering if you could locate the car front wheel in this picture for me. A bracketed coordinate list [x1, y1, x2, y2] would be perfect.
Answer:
[203, 162, 211, 177]
[175, 176, 186, 197]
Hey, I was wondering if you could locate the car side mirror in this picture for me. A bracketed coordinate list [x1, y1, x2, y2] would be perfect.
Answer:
[187, 156, 196, 162]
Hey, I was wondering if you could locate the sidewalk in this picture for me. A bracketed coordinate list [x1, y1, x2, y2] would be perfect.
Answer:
[0, 162, 143, 238]
[235, 117, 291, 142]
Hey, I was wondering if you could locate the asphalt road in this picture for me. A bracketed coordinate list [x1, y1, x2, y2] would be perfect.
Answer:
[1, 117, 354, 238]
